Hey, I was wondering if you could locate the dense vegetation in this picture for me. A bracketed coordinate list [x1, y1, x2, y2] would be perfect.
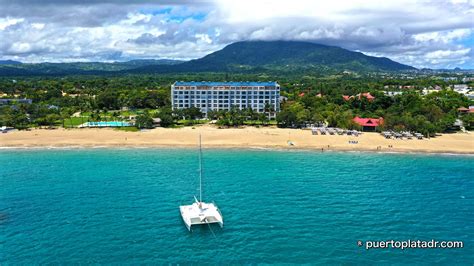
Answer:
[277, 90, 470, 136]
[0, 73, 472, 136]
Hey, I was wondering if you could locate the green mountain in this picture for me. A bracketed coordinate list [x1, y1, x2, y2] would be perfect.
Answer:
[0, 41, 415, 76]
[132, 41, 415, 73]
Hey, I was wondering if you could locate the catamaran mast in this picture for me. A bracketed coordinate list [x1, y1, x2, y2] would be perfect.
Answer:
[199, 134, 203, 202]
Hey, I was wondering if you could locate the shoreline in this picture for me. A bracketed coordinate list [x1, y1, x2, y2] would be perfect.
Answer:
[1, 144, 474, 157]
[1, 126, 473, 155]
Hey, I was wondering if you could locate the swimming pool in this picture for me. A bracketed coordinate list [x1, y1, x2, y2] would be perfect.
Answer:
[79, 121, 132, 127]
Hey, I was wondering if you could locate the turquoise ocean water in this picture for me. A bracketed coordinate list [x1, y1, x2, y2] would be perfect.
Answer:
[0, 149, 473, 264]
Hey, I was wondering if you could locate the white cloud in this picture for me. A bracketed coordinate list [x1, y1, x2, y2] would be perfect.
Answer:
[8, 42, 32, 53]
[0, 17, 24, 30]
[425, 48, 471, 59]
[0, 0, 472, 68]
[31, 23, 45, 30]
[414, 29, 472, 43]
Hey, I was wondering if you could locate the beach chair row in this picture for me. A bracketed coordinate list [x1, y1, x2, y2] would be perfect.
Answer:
[381, 131, 423, 140]
[312, 127, 361, 136]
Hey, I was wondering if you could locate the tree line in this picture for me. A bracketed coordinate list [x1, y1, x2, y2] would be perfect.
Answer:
[0, 74, 472, 135]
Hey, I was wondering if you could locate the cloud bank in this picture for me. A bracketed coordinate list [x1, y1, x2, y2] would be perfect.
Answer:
[0, 0, 472, 68]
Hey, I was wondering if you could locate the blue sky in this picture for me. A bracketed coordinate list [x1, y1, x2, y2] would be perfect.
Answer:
[0, 0, 472, 69]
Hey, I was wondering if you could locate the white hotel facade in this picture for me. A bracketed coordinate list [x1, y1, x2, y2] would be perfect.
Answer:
[171, 82, 281, 118]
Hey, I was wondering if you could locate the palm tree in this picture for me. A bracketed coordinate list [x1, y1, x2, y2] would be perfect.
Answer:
[60, 108, 67, 128]
[264, 102, 273, 121]
[102, 108, 108, 123]
[60, 107, 73, 128]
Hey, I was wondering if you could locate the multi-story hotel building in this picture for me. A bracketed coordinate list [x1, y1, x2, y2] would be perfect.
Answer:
[171, 81, 280, 118]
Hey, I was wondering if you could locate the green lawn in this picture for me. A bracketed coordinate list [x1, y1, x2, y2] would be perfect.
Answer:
[243, 120, 277, 126]
[177, 119, 210, 126]
[114, 126, 139, 132]
[63, 117, 87, 128]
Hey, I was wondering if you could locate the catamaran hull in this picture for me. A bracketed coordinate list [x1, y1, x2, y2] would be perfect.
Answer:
[181, 219, 224, 231]
[180, 203, 223, 231]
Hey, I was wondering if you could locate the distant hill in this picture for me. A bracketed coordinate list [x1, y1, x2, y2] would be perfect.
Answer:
[0, 59, 184, 76]
[0, 41, 415, 76]
[0, 60, 22, 65]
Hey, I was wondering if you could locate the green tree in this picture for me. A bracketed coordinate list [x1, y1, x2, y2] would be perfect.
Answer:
[135, 112, 154, 129]
[156, 108, 174, 127]
[8, 109, 29, 130]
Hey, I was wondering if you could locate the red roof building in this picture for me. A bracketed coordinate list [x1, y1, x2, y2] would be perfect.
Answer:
[342, 92, 375, 102]
[458, 107, 474, 113]
[360, 92, 375, 101]
[342, 95, 352, 101]
[353, 116, 384, 131]
[299, 92, 305, 97]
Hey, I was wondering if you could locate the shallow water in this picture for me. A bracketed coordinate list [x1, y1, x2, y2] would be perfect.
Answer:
[1, 149, 473, 264]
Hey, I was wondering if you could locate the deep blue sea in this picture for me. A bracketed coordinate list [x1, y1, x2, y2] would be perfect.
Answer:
[0, 148, 473, 264]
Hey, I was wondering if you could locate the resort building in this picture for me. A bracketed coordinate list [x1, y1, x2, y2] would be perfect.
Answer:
[171, 81, 281, 118]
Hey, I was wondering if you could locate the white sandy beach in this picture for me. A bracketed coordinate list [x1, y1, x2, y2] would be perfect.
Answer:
[1, 125, 473, 154]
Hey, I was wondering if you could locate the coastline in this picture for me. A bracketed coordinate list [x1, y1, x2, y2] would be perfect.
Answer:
[1, 125, 473, 155]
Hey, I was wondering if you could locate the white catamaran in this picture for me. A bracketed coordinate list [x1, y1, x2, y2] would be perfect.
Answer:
[179, 135, 223, 231]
